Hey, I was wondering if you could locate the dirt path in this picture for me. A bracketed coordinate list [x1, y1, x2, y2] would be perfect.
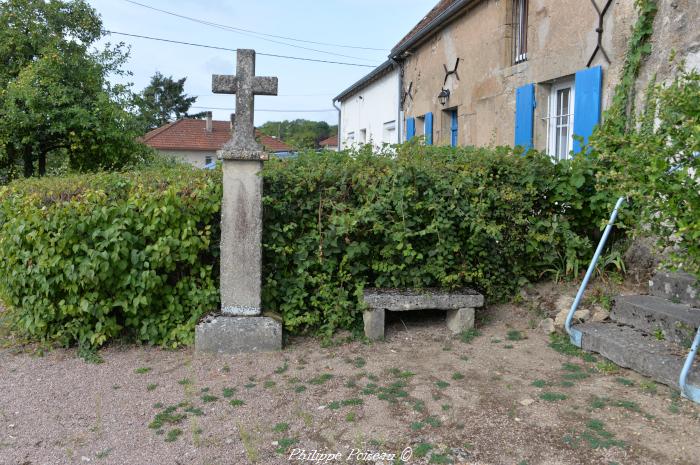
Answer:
[1, 302, 699, 465]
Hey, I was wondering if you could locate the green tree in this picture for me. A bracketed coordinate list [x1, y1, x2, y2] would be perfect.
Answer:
[0, 0, 149, 182]
[258, 119, 337, 150]
[135, 72, 201, 131]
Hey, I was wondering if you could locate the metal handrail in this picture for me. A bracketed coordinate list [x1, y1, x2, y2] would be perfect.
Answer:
[565, 196, 625, 347]
[680, 328, 700, 402]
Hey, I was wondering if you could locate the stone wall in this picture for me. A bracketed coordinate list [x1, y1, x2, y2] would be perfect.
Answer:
[400, 0, 696, 151]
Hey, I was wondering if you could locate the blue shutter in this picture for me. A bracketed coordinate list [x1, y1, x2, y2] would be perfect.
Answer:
[514, 84, 535, 151]
[450, 110, 458, 147]
[424, 112, 433, 145]
[406, 117, 416, 140]
[573, 66, 603, 153]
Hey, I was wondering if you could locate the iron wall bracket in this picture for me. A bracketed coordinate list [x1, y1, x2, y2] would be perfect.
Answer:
[587, 0, 614, 67]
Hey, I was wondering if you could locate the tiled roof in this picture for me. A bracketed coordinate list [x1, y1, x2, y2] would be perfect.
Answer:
[393, 0, 458, 51]
[142, 119, 291, 153]
[319, 135, 338, 147]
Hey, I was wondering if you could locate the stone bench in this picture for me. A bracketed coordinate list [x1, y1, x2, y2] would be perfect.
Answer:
[362, 288, 485, 341]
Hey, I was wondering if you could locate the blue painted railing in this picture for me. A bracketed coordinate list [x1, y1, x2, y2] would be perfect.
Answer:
[680, 328, 700, 402]
[565, 196, 625, 347]
[563, 195, 700, 404]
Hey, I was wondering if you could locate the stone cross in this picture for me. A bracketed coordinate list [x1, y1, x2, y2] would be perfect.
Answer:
[212, 49, 278, 155]
[210, 49, 277, 318]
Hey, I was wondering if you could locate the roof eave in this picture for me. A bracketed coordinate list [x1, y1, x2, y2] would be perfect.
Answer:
[333, 60, 397, 102]
[390, 0, 477, 58]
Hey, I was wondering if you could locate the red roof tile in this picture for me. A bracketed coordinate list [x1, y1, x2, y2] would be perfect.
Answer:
[142, 119, 291, 153]
[319, 135, 338, 147]
[393, 0, 459, 51]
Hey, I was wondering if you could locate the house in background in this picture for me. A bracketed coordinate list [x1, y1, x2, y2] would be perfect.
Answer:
[334, 0, 698, 161]
[143, 112, 291, 168]
[319, 135, 339, 151]
[333, 60, 401, 150]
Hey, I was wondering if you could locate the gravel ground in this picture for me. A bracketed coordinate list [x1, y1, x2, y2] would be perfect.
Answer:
[1, 294, 699, 465]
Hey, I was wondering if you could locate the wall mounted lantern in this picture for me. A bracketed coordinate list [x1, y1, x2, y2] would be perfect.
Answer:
[438, 88, 451, 106]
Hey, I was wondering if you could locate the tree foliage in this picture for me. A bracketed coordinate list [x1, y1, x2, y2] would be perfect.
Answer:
[0, 0, 150, 183]
[258, 119, 337, 150]
[134, 72, 202, 132]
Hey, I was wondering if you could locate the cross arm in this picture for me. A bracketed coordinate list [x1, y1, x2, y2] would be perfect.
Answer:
[212, 75, 279, 95]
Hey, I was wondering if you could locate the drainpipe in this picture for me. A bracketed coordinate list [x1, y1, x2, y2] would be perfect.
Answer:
[332, 99, 341, 151]
[391, 58, 403, 144]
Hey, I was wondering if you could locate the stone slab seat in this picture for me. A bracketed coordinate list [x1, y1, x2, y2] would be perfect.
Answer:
[362, 288, 484, 341]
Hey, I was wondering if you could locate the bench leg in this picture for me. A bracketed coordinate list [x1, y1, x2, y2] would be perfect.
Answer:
[446, 307, 475, 334]
[363, 308, 385, 341]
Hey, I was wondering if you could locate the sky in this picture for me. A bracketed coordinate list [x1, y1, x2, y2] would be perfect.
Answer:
[88, 0, 436, 126]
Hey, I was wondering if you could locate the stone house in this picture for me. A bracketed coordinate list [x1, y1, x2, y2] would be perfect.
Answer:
[143, 112, 292, 168]
[319, 135, 339, 151]
[388, 0, 699, 159]
[333, 60, 402, 150]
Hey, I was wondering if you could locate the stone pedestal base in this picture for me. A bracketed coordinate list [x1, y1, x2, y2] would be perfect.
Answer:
[446, 307, 475, 334]
[363, 309, 386, 341]
[195, 316, 282, 354]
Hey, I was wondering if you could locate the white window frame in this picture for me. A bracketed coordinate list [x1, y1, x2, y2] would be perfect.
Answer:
[359, 128, 367, 144]
[346, 131, 355, 146]
[513, 0, 528, 64]
[382, 121, 396, 144]
[547, 79, 575, 162]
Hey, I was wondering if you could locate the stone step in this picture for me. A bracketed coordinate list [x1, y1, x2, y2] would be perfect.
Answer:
[649, 271, 699, 307]
[611, 295, 700, 346]
[576, 322, 700, 390]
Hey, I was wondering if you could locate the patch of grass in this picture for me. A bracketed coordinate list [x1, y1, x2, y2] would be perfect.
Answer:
[413, 443, 433, 458]
[183, 406, 203, 416]
[460, 328, 481, 344]
[653, 328, 665, 341]
[275, 437, 298, 454]
[177, 378, 191, 386]
[562, 363, 583, 372]
[549, 333, 597, 362]
[559, 381, 575, 388]
[153, 402, 164, 409]
[504, 344, 514, 349]
[429, 454, 453, 464]
[435, 380, 450, 389]
[441, 404, 451, 411]
[614, 377, 634, 387]
[425, 416, 442, 427]
[491, 338, 502, 344]
[531, 379, 547, 388]
[539, 392, 568, 402]
[345, 379, 357, 389]
[376, 382, 409, 403]
[451, 372, 464, 380]
[345, 412, 356, 422]
[596, 361, 620, 374]
[352, 357, 366, 368]
[410, 421, 424, 431]
[507, 330, 525, 341]
[134, 367, 151, 374]
[328, 401, 341, 410]
[388, 367, 415, 378]
[459, 355, 469, 362]
[413, 400, 425, 412]
[201, 394, 218, 403]
[222, 363, 230, 373]
[367, 373, 379, 382]
[78, 345, 104, 364]
[147, 383, 158, 391]
[274, 362, 289, 374]
[229, 399, 245, 407]
[149, 407, 186, 430]
[639, 380, 658, 395]
[342, 398, 363, 407]
[165, 428, 182, 442]
[200, 387, 210, 393]
[222, 387, 236, 398]
[273, 422, 289, 433]
[613, 400, 641, 412]
[264, 380, 276, 389]
[294, 385, 307, 393]
[309, 373, 333, 385]
[244, 383, 256, 389]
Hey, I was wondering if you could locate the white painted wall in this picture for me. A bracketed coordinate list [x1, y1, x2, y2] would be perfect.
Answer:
[158, 149, 216, 168]
[339, 69, 400, 150]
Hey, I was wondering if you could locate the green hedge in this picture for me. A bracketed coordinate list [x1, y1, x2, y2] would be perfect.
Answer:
[261, 145, 609, 335]
[0, 166, 222, 348]
[0, 146, 612, 346]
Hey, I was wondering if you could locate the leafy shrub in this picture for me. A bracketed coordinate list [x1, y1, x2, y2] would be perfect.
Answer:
[0, 145, 613, 344]
[261, 144, 609, 335]
[592, 67, 700, 278]
[0, 165, 221, 348]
